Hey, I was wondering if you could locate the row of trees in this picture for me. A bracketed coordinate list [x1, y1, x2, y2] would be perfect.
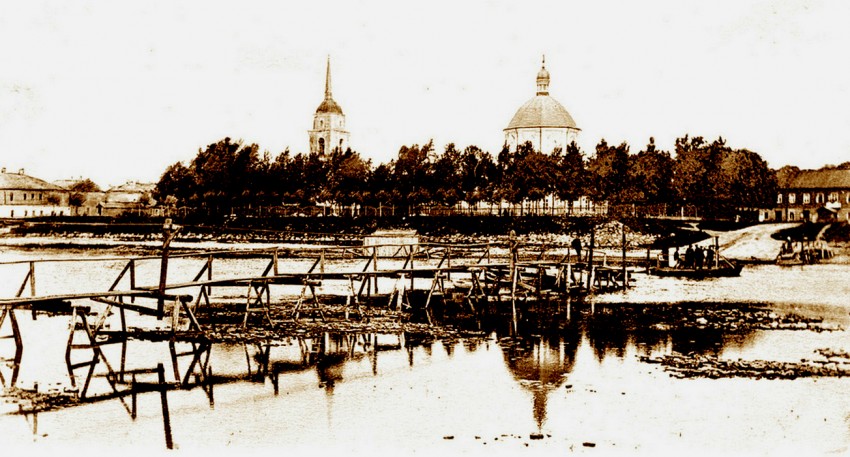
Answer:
[153, 135, 777, 219]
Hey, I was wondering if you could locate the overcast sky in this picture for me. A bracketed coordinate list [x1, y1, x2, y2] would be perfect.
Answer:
[1, 0, 848, 188]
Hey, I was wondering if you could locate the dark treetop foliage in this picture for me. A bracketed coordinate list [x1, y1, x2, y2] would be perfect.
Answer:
[154, 134, 778, 219]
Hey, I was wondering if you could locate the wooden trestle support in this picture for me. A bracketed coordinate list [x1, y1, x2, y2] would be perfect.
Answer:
[4, 237, 635, 405]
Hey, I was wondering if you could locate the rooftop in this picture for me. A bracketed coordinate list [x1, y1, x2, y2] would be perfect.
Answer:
[505, 95, 579, 130]
[0, 170, 65, 191]
[787, 169, 850, 189]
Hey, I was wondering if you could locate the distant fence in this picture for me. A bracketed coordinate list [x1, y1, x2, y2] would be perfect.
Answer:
[197, 203, 702, 219]
[10, 202, 707, 221]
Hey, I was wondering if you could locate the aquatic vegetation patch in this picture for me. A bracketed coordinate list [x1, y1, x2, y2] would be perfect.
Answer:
[642, 349, 850, 380]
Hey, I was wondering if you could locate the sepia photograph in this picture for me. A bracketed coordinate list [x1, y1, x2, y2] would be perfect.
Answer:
[1, 1, 850, 454]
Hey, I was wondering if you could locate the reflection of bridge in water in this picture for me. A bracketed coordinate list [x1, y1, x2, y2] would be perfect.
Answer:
[1, 324, 410, 448]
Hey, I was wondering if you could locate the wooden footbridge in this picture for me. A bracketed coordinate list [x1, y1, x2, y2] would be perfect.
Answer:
[0, 222, 648, 448]
[0, 223, 638, 401]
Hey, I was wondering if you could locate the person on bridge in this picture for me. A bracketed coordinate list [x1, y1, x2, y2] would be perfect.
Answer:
[684, 245, 694, 269]
[706, 246, 716, 268]
[694, 246, 705, 270]
[571, 237, 582, 263]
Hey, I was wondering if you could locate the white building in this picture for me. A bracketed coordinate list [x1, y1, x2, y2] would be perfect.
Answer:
[0, 168, 70, 218]
[504, 58, 580, 153]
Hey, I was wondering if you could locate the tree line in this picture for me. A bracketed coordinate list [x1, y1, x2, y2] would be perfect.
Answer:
[153, 135, 777, 219]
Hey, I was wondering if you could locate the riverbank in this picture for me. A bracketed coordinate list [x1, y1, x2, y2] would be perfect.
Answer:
[4, 218, 850, 265]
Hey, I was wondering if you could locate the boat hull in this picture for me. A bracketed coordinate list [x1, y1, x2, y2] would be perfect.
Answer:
[649, 264, 743, 278]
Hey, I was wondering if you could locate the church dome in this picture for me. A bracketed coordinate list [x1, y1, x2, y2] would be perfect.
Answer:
[505, 95, 577, 130]
[316, 98, 343, 115]
[505, 57, 578, 131]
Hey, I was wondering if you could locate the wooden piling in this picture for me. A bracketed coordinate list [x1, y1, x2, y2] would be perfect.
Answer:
[622, 223, 627, 290]
[131, 373, 137, 419]
[587, 226, 595, 292]
[158, 220, 180, 320]
[157, 363, 174, 449]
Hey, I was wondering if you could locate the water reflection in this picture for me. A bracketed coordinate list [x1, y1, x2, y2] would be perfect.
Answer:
[495, 303, 765, 430]
[0, 301, 796, 449]
[501, 327, 578, 429]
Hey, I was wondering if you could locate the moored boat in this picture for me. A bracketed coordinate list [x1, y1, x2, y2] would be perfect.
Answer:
[648, 262, 743, 278]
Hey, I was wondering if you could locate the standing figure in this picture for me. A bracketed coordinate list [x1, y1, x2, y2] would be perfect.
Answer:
[694, 246, 705, 270]
[684, 245, 694, 269]
[571, 237, 583, 263]
[673, 247, 681, 268]
[706, 246, 716, 268]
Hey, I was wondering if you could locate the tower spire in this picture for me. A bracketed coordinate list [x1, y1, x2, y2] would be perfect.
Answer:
[536, 55, 550, 95]
[325, 55, 332, 99]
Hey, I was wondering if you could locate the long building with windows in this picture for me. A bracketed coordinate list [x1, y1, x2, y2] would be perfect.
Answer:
[0, 168, 70, 218]
[767, 169, 850, 222]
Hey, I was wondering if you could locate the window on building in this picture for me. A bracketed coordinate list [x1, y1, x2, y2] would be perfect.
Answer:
[777, 194, 783, 204]
[318, 138, 325, 153]
[829, 192, 838, 202]
[9, 193, 13, 202]
[22, 193, 26, 201]
[846, 193, 850, 204]
[816, 193, 824, 204]
[789, 211, 795, 220]
[789, 193, 796, 204]
[803, 193, 810, 204]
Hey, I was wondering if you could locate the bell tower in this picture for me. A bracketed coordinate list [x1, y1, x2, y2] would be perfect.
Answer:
[308, 56, 350, 154]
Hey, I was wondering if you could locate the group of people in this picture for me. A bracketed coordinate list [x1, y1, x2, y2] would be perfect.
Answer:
[777, 237, 832, 264]
[659, 244, 718, 269]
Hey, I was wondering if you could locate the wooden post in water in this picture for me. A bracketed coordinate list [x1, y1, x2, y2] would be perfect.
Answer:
[622, 223, 627, 290]
[509, 231, 519, 336]
[372, 246, 379, 294]
[130, 259, 136, 303]
[587, 226, 595, 292]
[131, 373, 137, 419]
[715, 236, 720, 269]
[158, 219, 180, 320]
[157, 363, 174, 449]
[29, 261, 37, 320]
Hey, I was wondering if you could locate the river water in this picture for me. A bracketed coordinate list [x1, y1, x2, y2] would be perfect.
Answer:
[1, 244, 849, 454]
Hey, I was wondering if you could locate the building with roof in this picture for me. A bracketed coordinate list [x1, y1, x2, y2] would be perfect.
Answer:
[99, 181, 157, 217]
[308, 57, 350, 155]
[504, 57, 580, 153]
[767, 169, 850, 222]
[0, 168, 70, 218]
